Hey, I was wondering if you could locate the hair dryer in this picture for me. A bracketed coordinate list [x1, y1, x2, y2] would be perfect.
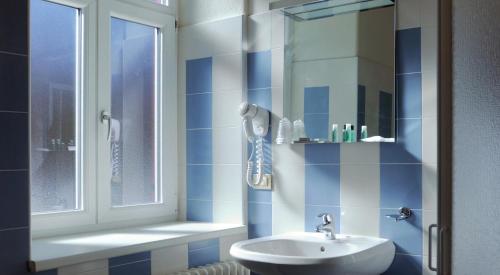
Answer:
[239, 102, 270, 187]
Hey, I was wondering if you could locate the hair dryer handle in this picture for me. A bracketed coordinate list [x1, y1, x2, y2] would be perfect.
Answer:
[242, 118, 255, 143]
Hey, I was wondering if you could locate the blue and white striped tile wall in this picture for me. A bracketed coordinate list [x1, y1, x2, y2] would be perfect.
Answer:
[0, 1, 31, 275]
[178, 15, 245, 225]
[36, 233, 247, 275]
[246, 1, 439, 274]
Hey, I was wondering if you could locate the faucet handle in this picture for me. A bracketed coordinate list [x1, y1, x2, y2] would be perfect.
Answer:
[317, 213, 333, 224]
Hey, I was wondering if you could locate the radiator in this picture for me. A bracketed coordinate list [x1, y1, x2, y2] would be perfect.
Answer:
[169, 261, 251, 275]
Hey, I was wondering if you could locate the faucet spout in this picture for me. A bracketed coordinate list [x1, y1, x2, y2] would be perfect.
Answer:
[315, 213, 336, 240]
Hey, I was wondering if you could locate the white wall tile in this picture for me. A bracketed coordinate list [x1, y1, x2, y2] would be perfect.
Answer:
[213, 92, 242, 128]
[421, 26, 438, 79]
[271, 47, 284, 88]
[219, 233, 247, 261]
[422, 118, 437, 164]
[272, 143, 305, 164]
[340, 143, 380, 164]
[58, 260, 108, 275]
[213, 200, 244, 224]
[422, 164, 438, 211]
[248, 12, 272, 52]
[213, 127, 243, 164]
[248, 0, 270, 15]
[340, 165, 380, 208]
[420, 0, 438, 28]
[422, 210, 437, 257]
[271, 10, 285, 48]
[213, 164, 243, 202]
[422, 26, 438, 119]
[178, 165, 187, 221]
[213, 53, 244, 92]
[179, 16, 243, 60]
[340, 207, 379, 237]
[151, 244, 189, 275]
[272, 163, 305, 234]
[423, 257, 438, 275]
[396, 0, 421, 30]
[178, 0, 245, 27]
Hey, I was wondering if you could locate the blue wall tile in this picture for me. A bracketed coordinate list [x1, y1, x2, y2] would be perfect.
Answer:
[304, 114, 329, 140]
[397, 74, 422, 119]
[305, 165, 340, 206]
[380, 209, 422, 255]
[187, 165, 212, 201]
[0, 171, 29, 230]
[305, 205, 340, 233]
[357, 85, 366, 139]
[188, 239, 220, 268]
[109, 251, 150, 267]
[0, 54, 28, 112]
[396, 28, 421, 74]
[186, 129, 212, 164]
[0, 1, 28, 54]
[109, 261, 151, 275]
[0, 113, 28, 170]
[187, 199, 213, 222]
[0, 228, 29, 275]
[304, 86, 329, 113]
[248, 202, 272, 239]
[379, 91, 393, 138]
[248, 188, 272, 203]
[188, 238, 219, 251]
[186, 93, 212, 129]
[305, 143, 340, 164]
[247, 51, 271, 90]
[186, 57, 212, 94]
[380, 119, 422, 163]
[36, 270, 57, 275]
[248, 88, 272, 110]
[380, 164, 422, 209]
[383, 254, 422, 275]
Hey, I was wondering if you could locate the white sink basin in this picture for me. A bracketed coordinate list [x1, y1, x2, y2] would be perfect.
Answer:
[230, 232, 395, 275]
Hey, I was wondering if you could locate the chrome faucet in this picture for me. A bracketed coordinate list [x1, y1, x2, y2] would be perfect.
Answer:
[315, 213, 336, 240]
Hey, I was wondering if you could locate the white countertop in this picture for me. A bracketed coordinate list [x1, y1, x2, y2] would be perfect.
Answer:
[30, 222, 246, 272]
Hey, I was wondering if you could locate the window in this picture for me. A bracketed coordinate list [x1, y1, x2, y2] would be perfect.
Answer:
[31, 0, 81, 214]
[30, 0, 177, 237]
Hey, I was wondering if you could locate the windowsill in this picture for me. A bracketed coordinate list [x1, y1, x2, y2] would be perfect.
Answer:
[30, 222, 247, 272]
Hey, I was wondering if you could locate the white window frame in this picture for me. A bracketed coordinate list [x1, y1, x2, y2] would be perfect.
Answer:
[31, 0, 177, 238]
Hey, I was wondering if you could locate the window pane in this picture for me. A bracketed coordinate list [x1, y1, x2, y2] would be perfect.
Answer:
[30, 0, 81, 213]
[110, 18, 159, 207]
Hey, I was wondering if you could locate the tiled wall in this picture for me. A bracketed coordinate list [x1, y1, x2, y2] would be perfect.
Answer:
[37, 233, 246, 275]
[178, 15, 245, 225]
[243, 1, 439, 275]
[0, 1, 31, 275]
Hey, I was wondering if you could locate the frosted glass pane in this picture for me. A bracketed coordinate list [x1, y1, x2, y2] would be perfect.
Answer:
[30, 0, 80, 213]
[110, 18, 159, 207]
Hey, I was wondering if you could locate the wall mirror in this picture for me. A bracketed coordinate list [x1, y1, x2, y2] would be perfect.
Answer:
[275, 0, 396, 144]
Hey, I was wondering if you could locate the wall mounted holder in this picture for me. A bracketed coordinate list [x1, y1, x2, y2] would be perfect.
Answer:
[385, 207, 412, 222]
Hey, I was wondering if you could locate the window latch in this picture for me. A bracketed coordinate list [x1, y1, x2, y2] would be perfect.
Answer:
[100, 111, 112, 142]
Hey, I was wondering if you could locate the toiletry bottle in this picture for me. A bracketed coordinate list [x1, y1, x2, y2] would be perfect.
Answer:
[331, 124, 338, 143]
[361, 125, 368, 140]
[342, 124, 347, 142]
[344, 124, 351, 142]
[350, 125, 356, 143]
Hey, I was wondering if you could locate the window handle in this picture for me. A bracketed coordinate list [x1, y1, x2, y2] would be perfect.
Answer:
[101, 111, 112, 142]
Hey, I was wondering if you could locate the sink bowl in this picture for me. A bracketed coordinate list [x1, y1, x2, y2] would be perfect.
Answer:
[230, 232, 395, 275]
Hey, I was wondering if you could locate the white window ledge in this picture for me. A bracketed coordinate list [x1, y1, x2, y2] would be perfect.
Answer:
[30, 222, 247, 272]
